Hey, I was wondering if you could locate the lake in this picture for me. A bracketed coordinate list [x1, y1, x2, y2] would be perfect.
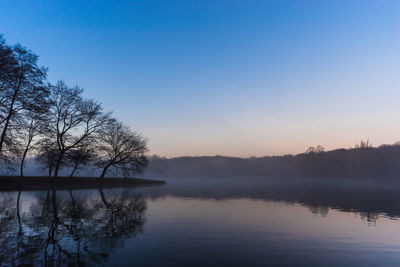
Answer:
[1, 177, 400, 266]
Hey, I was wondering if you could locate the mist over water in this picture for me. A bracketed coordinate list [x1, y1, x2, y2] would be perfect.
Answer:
[2, 175, 400, 266]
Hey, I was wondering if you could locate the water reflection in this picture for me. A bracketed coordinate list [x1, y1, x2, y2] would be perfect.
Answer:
[2, 178, 400, 266]
[135, 177, 400, 222]
[0, 189, 146, 266]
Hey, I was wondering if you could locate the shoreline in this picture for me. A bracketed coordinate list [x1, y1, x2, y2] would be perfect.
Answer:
[0, 176, 166, 191]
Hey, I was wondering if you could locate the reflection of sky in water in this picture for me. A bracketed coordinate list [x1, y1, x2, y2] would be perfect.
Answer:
[112, 196, 400, 266]
[2, 181, 400, 266]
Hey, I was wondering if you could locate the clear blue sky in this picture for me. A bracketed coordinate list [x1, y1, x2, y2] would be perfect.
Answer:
[1, 0, 399, 157]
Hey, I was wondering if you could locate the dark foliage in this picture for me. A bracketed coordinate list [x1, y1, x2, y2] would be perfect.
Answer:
[147, 144, 400, 179]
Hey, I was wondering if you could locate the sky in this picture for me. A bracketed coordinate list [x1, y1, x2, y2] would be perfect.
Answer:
[1, 0, 400, 157]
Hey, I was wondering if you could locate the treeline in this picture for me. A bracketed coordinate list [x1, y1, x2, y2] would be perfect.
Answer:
[0, 35, 148, 178]
[147, 143, 400, 179]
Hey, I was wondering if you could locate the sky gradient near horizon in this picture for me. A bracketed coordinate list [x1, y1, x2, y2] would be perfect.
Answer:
[1, 0, 400, 157]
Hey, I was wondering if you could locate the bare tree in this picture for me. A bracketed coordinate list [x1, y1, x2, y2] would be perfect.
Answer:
[35, 139, 59, 177]
[0, 36, 17, 119]
[1, 36, 151, 179]
[0, 134, 18, 174]
[96, 119, 148, 178]
[65, 146, 94, 177]
[0, 36, 17, 114]
[0, 42, 48, 153]
[47, 81, 109, 178]
[354, 140, 372, 149]
[15, 101, 51, 176]
[305, 145, 324, 154]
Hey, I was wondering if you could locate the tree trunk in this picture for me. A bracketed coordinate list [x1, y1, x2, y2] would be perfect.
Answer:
[0, 114, 11, 152]
[0, 84, 20, 152]
[98, 188, 109, 207]
[16, 190, 23, 253]
[17, 190, 22, 226]
[42, 191, 50, 216]
[68, 190, 75, 206]
[53, 151, 64, 178]
[20, 138, 32, 177]
[52, 190, 58, 219]
[100, 164, 111, 179]
[45, 190, 59, 264]
[70, 164, 78, 177]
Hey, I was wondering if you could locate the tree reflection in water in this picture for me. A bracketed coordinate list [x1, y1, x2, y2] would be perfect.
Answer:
[0, 188, 146, 266]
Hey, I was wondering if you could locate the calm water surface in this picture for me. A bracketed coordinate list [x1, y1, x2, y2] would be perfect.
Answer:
[1, 177, 400, 266]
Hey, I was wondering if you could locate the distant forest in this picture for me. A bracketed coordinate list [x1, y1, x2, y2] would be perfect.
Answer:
[0, 35, 148, 178]
[147, 142, 400, 179]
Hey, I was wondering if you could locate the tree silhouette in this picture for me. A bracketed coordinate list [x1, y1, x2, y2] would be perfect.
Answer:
[0, 35, 148, 178]
[47, 81, 110, 178]
[65, 146, 95, 177]
[35, 139, 60, 177]
[0, 41, 48, 154]
[96, 119, 148, 178]
[15, 106, 51, 176]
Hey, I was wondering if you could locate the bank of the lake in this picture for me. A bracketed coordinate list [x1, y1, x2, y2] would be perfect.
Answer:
[0, 176, 165, 191]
